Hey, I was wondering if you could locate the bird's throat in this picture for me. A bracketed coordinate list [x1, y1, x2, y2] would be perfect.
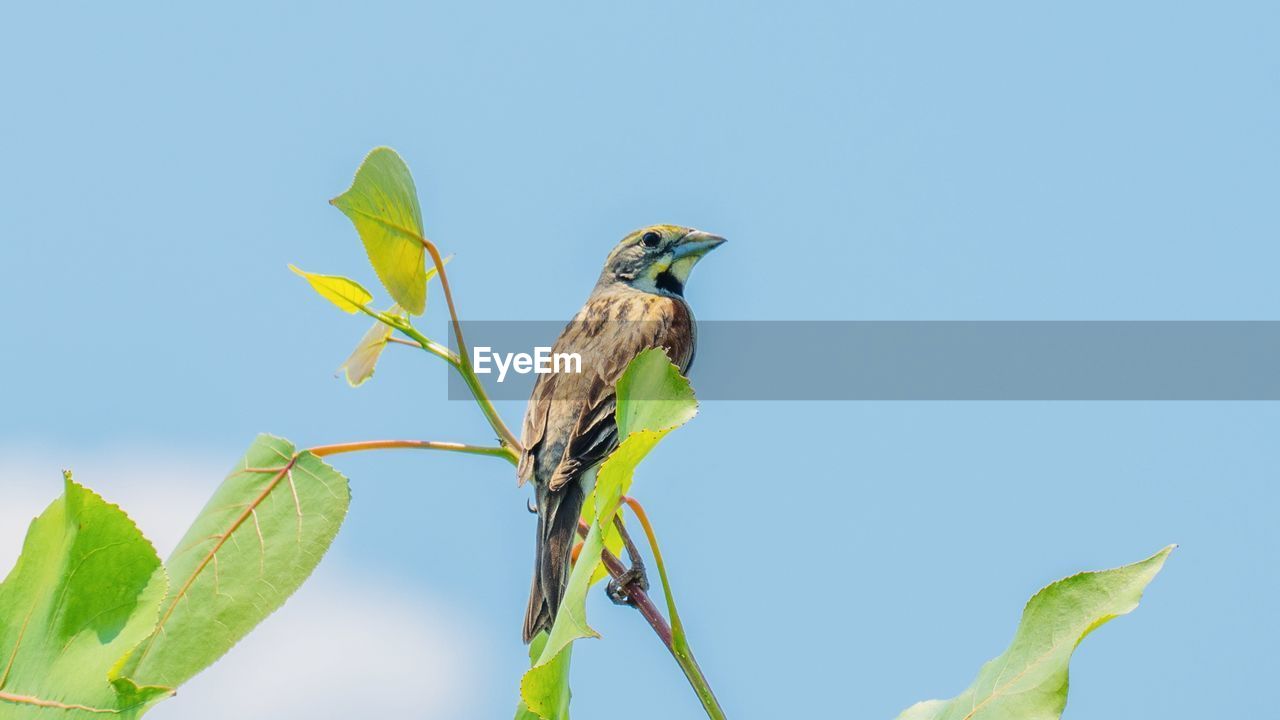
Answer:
[655, 269, 684, 296]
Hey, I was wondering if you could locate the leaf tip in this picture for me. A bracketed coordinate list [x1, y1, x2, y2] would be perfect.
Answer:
[1147, 544, 1177, 570]
[1141, 544, 1176, 569]
[366, 145, 401, 160]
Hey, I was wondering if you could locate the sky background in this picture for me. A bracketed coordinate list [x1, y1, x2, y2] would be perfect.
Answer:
[2, 2, 1278, 718]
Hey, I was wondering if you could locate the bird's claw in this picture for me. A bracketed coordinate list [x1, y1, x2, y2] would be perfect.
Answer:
[605, 562, 650, 606]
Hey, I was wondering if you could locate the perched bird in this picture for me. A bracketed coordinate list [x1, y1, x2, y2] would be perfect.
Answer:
[519, 224, 726, 643]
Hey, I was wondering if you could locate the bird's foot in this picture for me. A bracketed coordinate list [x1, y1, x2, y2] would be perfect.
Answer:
[605, 560, 650, 606]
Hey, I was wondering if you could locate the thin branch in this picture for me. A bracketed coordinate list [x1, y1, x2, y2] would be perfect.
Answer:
[306, 439, 514, 463]
[622, 496, 683, 634]
[577, 520, 672, 647]
[388, 315, 459, 364]
[420, 240, 472, 370]
[354, 305, 458, 365]
[356, 302, 521, 464]
[620, 497, 724, 719]
[418, 238, 523, 454]
[348, 238, 521, 460]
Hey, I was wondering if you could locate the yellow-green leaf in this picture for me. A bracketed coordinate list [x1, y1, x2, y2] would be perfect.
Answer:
[290, 265, 374, 314]
[895, 546, 1174, 720]
[336, 257, 449, 387]
[338, 305, 402, 386]
[329, 147, 428, 315]
[583, 487, 625, 585]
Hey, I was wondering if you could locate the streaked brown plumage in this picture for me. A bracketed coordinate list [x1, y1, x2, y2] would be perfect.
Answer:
[519, 224, 725, 643]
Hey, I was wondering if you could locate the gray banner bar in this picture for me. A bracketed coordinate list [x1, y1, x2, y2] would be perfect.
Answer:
[447, 321, 1280, 400]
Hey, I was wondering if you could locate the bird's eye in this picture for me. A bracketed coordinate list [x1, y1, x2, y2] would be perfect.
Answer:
[641, 231, 661, 248]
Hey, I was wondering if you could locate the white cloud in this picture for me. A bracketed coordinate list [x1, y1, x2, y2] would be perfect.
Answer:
[0, 446, 479, 718]
[147, 566, 478, 720]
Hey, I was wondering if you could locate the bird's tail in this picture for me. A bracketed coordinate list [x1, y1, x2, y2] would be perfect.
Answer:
[523, 481, 586, 644]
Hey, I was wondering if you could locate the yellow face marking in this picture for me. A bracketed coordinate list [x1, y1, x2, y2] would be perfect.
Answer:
[667, 256, 697, 283]
[646, 260, 672, 279]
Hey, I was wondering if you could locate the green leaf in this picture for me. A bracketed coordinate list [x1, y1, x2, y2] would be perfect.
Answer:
[117, 434, 351, 689]
[337, 257, 449, 387]
[338, 304, 402, 386]
[583, 488, 625, 586]
[519, 349, 698, 719]
[0, 474, 171, 719]
[614, 347, 699, 438]
[515, 633, 570, 720]
[330, 147, 429, 315]
[594, 349, 698, 523]
[894, 546, 1175, 720]
[290, 265, 374, 314]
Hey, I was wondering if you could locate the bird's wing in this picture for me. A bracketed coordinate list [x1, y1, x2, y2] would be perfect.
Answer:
[519, 290, 694, 490]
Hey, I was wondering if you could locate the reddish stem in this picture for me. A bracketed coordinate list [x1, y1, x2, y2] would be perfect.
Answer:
[576, 520, 674, 648]
[307, 439, 508, 460]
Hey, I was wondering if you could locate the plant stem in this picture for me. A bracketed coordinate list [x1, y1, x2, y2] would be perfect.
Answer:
[307, 439, 514, 463]
[418, 237, 523, 455]
[384, 315, 459, 364]
[345, 233, 523, 459]
[579, 520, 672, 646]
[576, 520, 727, 720]
[386, 336, 424, 349]
[620, 497, 725, 719]
[622, 497, 682, 633]
[362, 303, 521, 465]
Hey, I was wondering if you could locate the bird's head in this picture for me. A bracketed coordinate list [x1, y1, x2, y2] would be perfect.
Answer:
[600, 224, 727, 296]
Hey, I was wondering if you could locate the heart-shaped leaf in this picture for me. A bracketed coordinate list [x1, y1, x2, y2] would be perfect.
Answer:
[330, 147, 429, 315]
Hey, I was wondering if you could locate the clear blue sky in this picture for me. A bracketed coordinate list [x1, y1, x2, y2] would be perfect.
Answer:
[2, 2, 1277, 718]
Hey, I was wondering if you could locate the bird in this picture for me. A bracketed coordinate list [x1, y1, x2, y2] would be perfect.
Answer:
[518, 224, 726, 643]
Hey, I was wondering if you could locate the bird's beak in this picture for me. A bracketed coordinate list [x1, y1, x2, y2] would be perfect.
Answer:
[673, 230, 727, 260]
